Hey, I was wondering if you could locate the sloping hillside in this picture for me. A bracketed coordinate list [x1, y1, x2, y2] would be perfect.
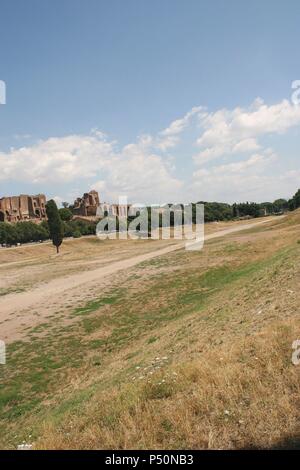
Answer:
[0, 213, 300, 449]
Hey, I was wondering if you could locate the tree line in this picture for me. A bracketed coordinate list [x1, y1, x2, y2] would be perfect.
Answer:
[0, 204, 96, 248]
[196, 197, 291, 223]
[1, 189, 300, 249]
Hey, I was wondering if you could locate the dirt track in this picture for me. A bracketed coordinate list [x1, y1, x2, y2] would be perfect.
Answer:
[0, 217, 278, 342]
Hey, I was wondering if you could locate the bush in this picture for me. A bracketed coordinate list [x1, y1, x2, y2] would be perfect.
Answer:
[72, 230, 82, 238]
[0, 221, 49, 245]
[63, 220, 96, 238]
[289, 189, 300, 211]
[58, 208, 73, 221]
[0, 215, 98, 246]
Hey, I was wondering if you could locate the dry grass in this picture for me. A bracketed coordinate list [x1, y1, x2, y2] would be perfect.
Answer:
[36, 320, 300, 449]
[0, 235, 179, 296]
[1, 212, 300, 449]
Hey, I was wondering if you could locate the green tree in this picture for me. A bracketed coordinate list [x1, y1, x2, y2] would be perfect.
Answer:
[59, 207, 73, 221]
[0, 223, 18, 245]
[273, 198, 288, 212]
[46, 200, 64, 253]
[293, 189, 300, 209]
[72, 229, 82, 238]
[288, 189, 300, 211]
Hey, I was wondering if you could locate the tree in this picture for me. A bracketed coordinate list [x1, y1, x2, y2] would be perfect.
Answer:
[288, 189, 300, 211]
[0, 223, 18, 245]
[273, 198, 288, 213]
[62, 201, 69, 208]
[59, 207, 73, 221]
[46, 200, 64, 253]
[293, 189, 300, 209]
[72, 229, 82, 238]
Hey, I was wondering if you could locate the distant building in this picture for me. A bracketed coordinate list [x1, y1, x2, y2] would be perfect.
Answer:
[72, 190, 132, 220]
[0, 194, 47, 223]
[97, 202, 132, 218]
[72, 190, 100, 217]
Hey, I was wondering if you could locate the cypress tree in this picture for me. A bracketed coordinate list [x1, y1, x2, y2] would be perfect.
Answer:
[46, 199, 64, 253]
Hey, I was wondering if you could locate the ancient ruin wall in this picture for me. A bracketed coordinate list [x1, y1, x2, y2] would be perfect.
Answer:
[0, 194, 47, 223]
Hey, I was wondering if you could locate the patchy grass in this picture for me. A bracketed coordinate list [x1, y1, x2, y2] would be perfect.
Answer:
[73, 294, 121, 316]
[0, 287, 25, 297]
[34, 321, 300, 450]
[0, 213, 300, 449]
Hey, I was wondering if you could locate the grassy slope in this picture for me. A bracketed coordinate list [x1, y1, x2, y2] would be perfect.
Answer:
[1, 213, 300, 449]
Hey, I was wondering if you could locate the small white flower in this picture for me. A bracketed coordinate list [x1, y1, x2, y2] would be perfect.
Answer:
[17, 443, 32, 450]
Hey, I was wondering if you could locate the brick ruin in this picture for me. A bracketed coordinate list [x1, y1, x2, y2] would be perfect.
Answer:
[0, 189, 132, 224]
[72, 190, 100, 217]
[72, 190, 132, 219]
[0, 194, 47, 223]
[98, 202, 131, 217]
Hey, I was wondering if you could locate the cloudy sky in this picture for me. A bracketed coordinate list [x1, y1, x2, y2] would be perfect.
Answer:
[1, 0, 300, 205]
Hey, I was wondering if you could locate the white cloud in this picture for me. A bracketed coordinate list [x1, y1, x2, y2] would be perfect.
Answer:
[160, 106, 203, 137]
[191, 168, 300, 203]
[0, 130, 182, 204]
[232, 138, 261, 153]
[157, 106, 204, 151]
[1, 98, 299, 204]
[53, 195, 63, 207]
[93, 140, 183, 203]
[194, 98, 300, 165]
[13, 134, 32, 140]
[194, 151, 276, 178]
[191, 151, 284, 202]
[0, 134, 113, 183]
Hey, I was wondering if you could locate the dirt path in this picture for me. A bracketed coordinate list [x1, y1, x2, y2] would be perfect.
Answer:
[0, 217, 279, 342]
[0, 257, 39, 268]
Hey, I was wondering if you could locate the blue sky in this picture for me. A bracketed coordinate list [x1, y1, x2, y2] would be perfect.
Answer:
[0, 0, 300, 204]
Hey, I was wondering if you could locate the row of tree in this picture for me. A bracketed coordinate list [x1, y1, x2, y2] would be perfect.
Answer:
[0, 221, 49, 246]
[288, 189, 300, 210]
[0, 201, 97, 250]
[1, 190, 300, 251]
[195, 197, 291, 223]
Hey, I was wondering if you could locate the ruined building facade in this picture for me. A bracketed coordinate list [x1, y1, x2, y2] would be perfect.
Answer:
[98, 202, 132, 217]
[72, 190, 132, 219]
[0, 194, 47, 223]
[73, 190, 100, 217]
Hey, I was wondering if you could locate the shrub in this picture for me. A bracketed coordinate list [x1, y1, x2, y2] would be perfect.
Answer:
[72, 230, 82, 238]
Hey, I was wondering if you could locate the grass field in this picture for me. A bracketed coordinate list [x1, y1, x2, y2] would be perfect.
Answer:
[0, 214, 300, 449]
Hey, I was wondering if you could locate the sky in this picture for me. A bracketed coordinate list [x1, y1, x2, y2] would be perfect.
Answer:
[0, 0, 300, 205]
